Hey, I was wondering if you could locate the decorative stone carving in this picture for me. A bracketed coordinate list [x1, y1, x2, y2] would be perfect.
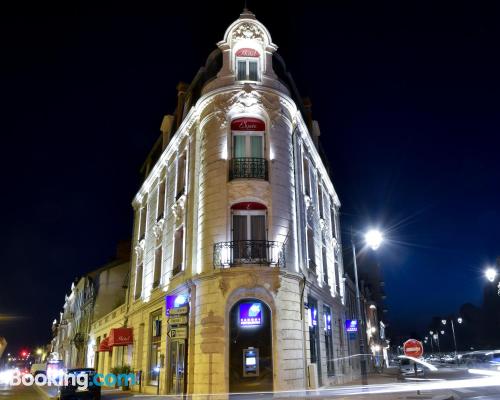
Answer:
[153, 218, 164, 240]
[172, 194, 186, 225]
[243, 272, 258, 289]
[134, 239, 145, 265]
[218, 277, 228, 296]
[232, 23, 264, 41]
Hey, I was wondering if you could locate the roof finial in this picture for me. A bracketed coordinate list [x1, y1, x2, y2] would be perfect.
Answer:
[243, 0, 249, 12]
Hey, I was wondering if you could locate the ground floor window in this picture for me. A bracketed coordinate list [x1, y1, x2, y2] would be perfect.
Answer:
[149, 312, 162, 385]
[323, 306, 335, 376]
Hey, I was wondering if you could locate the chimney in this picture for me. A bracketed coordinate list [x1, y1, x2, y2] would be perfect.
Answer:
[160, 115, 175, 150]
[311, 120, 321, 150]
[175, 82, 189, 129]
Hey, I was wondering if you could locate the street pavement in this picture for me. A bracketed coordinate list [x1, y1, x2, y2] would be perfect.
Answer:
[1, 376, 499, 400]
[0, 382, 45, 399]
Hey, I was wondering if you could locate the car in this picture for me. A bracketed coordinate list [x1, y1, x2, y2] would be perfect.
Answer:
[397, 356, 425, 378]
[58, 368, 101, 399]
[461, 350, 500, 370]
[57, 368, 101, 400]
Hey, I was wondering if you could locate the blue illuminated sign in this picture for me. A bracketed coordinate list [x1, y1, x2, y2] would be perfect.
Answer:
[165, 294, 188, 316]
[346, 319, 358, 332]
[239, 302, 262, 327]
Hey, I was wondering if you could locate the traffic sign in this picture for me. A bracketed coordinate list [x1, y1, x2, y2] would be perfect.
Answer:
[168, 316, 188, 325]
[168, 327, 188, 339]
[169, 306, 189, 316]
[403, 339, 424, 358]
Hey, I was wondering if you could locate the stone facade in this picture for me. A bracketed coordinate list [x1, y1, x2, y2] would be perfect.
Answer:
[122, 9, 358, 395]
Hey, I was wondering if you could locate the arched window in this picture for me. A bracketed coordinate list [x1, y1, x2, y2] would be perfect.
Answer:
[231, 202, 267, 261]
[230, 118, 267, 180]
[235, 48, 260, 81]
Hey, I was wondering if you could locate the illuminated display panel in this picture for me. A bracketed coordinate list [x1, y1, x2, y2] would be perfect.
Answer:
[239, 302, 262, 327]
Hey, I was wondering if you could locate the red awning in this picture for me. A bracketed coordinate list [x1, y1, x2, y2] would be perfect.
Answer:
[231, 118, 265, 132]
[235, 48, 260, 57]
[108, 328, 133, 347]
[97, 337, 110, 352]
[231, 202, 267, 210]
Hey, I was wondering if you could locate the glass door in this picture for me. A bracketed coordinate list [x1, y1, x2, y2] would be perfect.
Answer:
[168, 340, 186, 395]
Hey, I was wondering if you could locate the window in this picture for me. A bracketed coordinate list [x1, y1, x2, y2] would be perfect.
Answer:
[230, 118, 267, 180]
[322, 247, 329, 285]
[307, 227, 315, 271]
[157, 178, 166, 220]
[334, 257, 341, 296]
[303, 156, 311, 197]
[172, 226, 184, 276]
[308, 297, 319, 364]
[330, 201, 337, 239]
[148, 312, 162, 385]
[176, 153, 186, 200]
[138, 202, 147, 240]
[318, 185, 324, 218]
[153, 245, 162, 288]
[237, 59, 259, 81]
[324, 306, 335, 376]
[232, 209, 266, 260]
[135, 263, 143, 300]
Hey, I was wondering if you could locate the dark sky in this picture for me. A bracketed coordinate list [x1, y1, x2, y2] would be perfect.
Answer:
[1, 1, 499, 352]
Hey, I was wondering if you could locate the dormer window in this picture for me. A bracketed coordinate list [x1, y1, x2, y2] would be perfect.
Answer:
[235, 48, 260, 82]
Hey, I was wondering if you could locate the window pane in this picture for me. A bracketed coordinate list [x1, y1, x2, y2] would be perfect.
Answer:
[233, 135, 246, 158]
[250, 215, 266, 240]
[250, 136, 263, 158]
[232, 215, 247, 241]
[237, 60, 246, 80]
[248, 61, 258, 81]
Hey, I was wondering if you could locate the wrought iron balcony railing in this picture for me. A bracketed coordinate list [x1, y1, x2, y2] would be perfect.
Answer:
[214, 240, 285, 268]
[229, 158, 268, 180]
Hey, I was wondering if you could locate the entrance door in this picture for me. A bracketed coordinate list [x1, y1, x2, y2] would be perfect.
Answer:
[229, 299, 273, 393]
[168, 340, 186, 395]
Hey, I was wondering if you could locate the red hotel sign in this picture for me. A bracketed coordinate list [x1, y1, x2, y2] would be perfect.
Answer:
[98, 337, 110, 352]
[231, 117, 265, 131]
[108, 327, 133, 347]
[235, 48, 260, 57]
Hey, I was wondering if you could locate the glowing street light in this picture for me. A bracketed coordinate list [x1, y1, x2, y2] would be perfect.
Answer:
[365, 229, 383, 250]
[485, 268, 497, 283]
[351, 227, 384, 384]
[457, 317, 463, 324]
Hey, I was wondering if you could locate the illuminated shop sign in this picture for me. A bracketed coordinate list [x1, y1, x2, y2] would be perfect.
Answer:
[239, 302, 262, 327]
[345, 319, 358, 332]
[165, 294, 188, 316]
[308, 307, 318, 328]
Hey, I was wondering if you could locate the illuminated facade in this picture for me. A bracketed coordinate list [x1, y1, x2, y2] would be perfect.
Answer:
[125, 10, 355, 395]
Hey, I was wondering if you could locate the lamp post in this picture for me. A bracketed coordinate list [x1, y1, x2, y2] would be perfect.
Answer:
[485, 267, 500, 296]
[442, 318, 460, 356]
[352, 228, 383, 385]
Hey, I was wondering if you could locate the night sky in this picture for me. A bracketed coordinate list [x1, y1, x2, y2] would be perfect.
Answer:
[1, 1, 499, 352]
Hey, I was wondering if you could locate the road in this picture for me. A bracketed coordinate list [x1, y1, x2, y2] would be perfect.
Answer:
[0, 383, 44, 399]
[1, 378, 499, 400]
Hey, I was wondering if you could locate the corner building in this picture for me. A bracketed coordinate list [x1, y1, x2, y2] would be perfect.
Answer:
[127, 10, 355, 396]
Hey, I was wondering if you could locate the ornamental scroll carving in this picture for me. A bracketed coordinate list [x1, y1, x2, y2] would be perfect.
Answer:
[232, 23, 264, 41]
[201, 87, 283, 129]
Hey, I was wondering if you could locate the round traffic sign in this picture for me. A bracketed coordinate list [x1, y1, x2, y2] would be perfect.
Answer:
[403, 339, 424, 358]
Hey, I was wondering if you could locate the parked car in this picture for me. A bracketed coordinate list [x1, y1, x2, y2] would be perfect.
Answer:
[397, 356, 425, 378]
[57, 368, 101, 400]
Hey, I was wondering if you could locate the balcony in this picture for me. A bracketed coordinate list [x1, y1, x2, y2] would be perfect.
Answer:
[229, 158, 268, 180]
[214, 240, 285, 268]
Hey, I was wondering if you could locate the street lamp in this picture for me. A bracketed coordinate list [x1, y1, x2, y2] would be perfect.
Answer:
[485, 267, 497, 283]
[352, 228, 383, 385]
[442, 318, 460, 356]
